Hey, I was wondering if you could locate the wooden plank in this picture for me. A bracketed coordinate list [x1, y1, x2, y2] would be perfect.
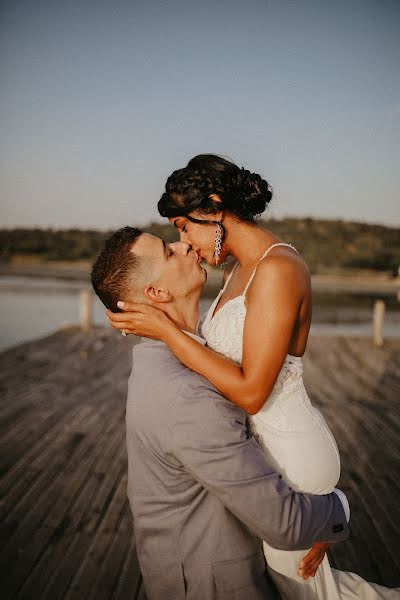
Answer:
[15, 428, 127, 600]
[0, 403, 99, 524]
[86, 499, 134, 600]
[304, 339, 400, 586]
[60, 466, 127, 597]
[112, 536, 144, 600]
[0, 404, 91, 519]
[1, 329, 399, 599]
[1, 411, 124, 598]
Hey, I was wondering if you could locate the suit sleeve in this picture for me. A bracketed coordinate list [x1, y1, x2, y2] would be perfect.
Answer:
[171, 380, 349, 551]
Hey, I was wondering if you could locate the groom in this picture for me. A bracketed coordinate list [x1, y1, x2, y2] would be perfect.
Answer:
[91, 227, 350, 600]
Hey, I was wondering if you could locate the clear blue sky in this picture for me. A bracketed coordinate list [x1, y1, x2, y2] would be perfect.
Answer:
[1, 0, 399, 229]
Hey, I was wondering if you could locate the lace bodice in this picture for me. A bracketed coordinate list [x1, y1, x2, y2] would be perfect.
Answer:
[200, 243, 342, 504]
[200, 243, 304, 393]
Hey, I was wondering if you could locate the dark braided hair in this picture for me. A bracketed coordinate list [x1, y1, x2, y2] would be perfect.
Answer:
[158, 154, 272, 222]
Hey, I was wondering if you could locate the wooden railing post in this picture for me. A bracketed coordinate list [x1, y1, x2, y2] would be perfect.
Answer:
[373, 299, 385, 347]
[80, 289, 93, 331]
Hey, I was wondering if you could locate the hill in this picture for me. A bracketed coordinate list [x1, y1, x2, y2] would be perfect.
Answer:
[0, 218, 399, 274]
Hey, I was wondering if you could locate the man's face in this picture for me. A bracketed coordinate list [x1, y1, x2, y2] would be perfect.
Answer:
[132, 233, 206, 299]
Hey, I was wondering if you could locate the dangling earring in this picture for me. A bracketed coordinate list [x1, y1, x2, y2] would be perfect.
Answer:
[214, 221, 226, 268]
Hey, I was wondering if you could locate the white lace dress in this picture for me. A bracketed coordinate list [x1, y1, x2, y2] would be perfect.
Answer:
[200, 243, 398, 600]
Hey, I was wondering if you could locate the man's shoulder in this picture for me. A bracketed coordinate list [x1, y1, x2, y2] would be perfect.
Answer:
[130, 340, 247, 441]
[132, 339, 238, 410]
[132, 339, 212, 391]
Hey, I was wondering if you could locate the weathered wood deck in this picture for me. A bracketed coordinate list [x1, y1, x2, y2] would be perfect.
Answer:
[1, 327, 399, 599]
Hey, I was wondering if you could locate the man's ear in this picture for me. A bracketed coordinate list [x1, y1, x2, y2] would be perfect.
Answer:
[144, 285, 171, 304]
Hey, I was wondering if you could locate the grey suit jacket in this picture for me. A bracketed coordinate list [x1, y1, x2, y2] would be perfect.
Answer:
[126, 339, 349, 600]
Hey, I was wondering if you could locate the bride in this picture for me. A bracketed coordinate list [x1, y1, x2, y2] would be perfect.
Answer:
[108, 155, 398, 599]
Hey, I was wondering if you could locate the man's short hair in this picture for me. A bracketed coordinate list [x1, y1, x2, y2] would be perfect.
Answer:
[91, 226, 143, 311]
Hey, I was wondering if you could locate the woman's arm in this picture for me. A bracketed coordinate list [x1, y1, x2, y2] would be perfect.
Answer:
[170, 255, 306, 413]
[109, 253, 308, 415]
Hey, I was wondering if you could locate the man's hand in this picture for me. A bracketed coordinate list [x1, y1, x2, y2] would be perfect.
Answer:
[107, 302, 176, 341]
[298, 542, 330, 580]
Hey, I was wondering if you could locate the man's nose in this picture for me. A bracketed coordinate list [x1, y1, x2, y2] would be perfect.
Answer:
[170, 241, 191, 255]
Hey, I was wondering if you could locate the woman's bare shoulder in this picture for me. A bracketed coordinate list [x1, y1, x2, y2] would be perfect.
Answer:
[250, 247, 310, 296]
[261, 246, 309, 274]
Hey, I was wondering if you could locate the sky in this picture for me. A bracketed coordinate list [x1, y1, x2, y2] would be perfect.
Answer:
[1, 0, 399, 229]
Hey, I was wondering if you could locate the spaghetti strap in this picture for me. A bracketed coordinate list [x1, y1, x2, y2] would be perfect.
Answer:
[242, 243, 298, 296]
[221, 261, 239, 292]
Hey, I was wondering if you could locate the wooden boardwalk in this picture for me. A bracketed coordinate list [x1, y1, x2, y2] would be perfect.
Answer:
[0, 327, 399, 599]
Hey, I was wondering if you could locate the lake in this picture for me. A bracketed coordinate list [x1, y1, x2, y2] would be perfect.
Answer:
[1, 276, 399, 352]
[0, 277, 215, 352]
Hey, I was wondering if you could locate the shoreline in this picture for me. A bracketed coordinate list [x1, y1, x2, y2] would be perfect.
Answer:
[1, 264, 399, 354]
[1, 261, 400, 296]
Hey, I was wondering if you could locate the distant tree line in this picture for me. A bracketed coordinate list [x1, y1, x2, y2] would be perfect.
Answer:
[0, 218, 399, 274]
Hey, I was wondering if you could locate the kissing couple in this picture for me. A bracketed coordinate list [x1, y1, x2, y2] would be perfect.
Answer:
[92, 155, 398, 599]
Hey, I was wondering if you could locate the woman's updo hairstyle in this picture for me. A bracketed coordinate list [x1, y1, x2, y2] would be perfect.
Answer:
[158, 154, 272, 222]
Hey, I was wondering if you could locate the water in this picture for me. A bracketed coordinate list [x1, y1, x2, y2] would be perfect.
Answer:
[0, 277, 214, 352]
[0, 276, 399, 352]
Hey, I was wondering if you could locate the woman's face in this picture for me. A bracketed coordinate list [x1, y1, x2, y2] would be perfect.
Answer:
[169, 211, 224, 266]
